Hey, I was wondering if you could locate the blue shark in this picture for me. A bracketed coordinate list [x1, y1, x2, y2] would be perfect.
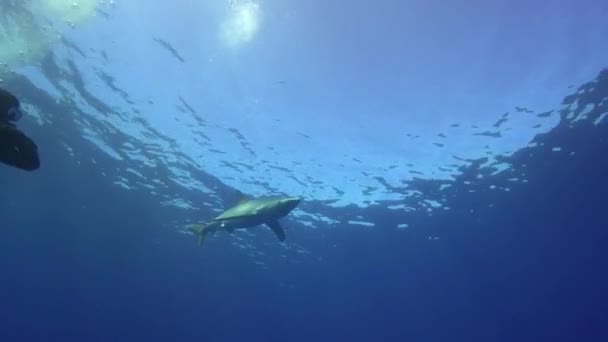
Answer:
[187, 192, 300, 247]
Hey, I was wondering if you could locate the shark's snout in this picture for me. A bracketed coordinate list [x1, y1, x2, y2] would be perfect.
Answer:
[280, 197, 301, 212]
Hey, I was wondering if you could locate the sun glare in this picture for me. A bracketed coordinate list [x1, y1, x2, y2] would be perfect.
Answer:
[221, 1, 262, 48]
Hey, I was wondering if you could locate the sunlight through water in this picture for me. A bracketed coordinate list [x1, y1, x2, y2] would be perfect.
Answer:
[5, 0, 608, 214]
[221, 0, 262, 48]
[0, 0, 99, 68]
[41, 0, 99, 23]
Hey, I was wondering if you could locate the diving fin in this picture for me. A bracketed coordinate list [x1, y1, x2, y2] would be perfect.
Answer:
[266, 220, 286, 242]
[187, 224, 208, 247]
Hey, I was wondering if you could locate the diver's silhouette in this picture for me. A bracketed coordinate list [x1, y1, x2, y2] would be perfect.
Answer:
[0, 88, 40, 171]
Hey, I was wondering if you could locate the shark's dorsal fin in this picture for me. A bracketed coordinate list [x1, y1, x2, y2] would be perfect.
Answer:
[266, 220, 286, 242]
[223, 191, 248, 209]
[235, 190, 248, 205]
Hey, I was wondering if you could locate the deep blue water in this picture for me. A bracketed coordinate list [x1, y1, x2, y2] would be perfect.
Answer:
[1, 71, 606, 341]
[1, 2, 608, 342]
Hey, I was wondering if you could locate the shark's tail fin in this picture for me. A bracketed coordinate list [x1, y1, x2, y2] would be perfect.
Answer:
[186, 224, 208, 247]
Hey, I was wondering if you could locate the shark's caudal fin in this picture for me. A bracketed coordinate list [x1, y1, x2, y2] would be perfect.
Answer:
[187, 224, 208, 247]
[266, 220, 286, 242]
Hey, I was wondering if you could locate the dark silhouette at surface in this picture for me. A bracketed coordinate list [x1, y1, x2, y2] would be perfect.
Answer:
[0, 88, 40, 171]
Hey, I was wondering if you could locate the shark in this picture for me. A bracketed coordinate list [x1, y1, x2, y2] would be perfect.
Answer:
[186, 192, 301, 247]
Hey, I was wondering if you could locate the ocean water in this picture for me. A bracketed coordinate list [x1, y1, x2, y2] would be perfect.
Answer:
[1, 1, 607, 341]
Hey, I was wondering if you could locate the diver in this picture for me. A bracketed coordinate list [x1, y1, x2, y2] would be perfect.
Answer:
[0, 87, 40, 171]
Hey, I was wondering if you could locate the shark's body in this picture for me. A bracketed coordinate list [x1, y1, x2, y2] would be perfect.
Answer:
[187, 193, 300, 246]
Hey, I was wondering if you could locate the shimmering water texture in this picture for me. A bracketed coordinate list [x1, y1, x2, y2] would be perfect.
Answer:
[1, 1, 608, 340]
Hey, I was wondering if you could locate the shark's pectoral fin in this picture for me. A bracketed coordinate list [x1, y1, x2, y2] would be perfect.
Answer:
[266, 220, 286, 242]
[197, 234, 206, 246]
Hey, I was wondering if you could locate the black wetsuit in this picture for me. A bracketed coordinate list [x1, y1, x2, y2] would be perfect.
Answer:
[0, 88, 40, 171]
